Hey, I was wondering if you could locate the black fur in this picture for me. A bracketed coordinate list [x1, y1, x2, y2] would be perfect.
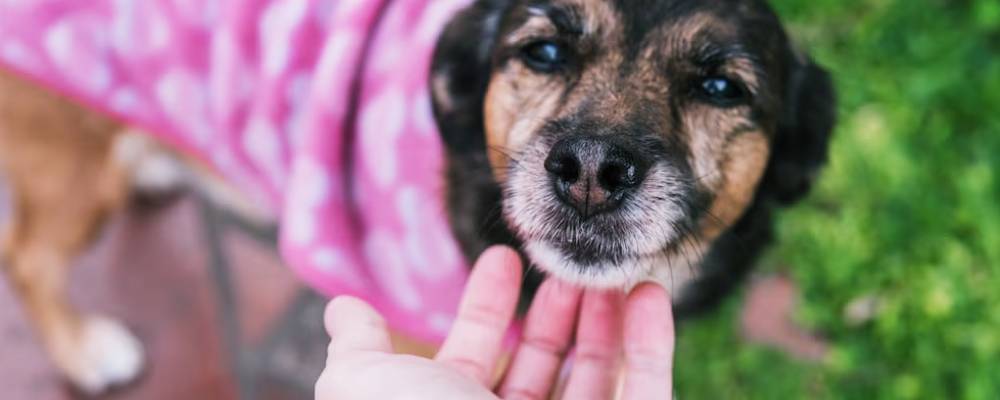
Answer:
[430, 0, 546, 310]
[430, 0, 836, 317]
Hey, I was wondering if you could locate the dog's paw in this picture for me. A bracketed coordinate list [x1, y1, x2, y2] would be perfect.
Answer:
[113, 130, 188, 203]
[130, 151, 187, 196]
[62, 317, 146, 394]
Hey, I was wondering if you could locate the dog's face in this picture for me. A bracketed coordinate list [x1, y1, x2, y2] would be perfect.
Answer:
[433, 0, 835, 288]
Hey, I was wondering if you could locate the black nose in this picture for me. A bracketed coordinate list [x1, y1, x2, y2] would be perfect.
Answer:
[544, 136, 649, 218]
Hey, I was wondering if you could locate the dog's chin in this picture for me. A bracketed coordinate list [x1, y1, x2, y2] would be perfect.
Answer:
[522, 240, 668, 289]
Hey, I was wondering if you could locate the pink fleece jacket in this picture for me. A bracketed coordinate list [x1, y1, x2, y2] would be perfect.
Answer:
[0, 0, 476, 344]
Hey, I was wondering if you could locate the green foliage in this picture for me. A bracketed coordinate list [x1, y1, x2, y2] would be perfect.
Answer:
[674, 0, 1000, 398]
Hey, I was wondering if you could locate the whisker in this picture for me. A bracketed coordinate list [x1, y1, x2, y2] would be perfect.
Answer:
[673, 222, 700, 280]
[680, 227, 706, 280]
[486, 145, 524, 169]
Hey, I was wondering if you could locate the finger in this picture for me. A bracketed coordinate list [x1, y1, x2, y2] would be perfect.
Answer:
[325, 296, 394, 358]
[562, 289, 625, 400]
[621, 283, 675, 400]
[499, 278, 583, 400]
[436, 246, 523, 385]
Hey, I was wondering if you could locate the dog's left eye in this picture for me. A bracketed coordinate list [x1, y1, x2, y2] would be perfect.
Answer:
[700, 77, 747, 105]
[520, 41, 567, 72]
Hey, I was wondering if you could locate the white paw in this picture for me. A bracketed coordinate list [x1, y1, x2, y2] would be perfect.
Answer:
[131, 151, 187, 194]
[65, 317, 146, 394]
[112, 130, 188, 196]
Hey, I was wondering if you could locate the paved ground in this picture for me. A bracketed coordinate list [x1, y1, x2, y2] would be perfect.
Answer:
[0, 183, 325, 400]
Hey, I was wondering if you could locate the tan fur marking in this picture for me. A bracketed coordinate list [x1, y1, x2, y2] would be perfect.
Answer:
[503, 14, 559, 46]
[685, 106, 756, 185]
[483, 66, 562, 181]
[701, 131, 769, 240]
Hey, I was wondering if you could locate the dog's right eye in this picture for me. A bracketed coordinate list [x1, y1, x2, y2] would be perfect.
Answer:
[520, 41, 567, 72]
[698, 76, 748, 106]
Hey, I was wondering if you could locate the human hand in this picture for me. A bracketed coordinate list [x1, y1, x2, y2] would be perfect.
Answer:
[316, 246, 675, 400]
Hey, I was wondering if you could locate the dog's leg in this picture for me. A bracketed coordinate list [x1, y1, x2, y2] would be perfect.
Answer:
[3, 229, 144, 394]
[0, 70, 144, 393]
[1, 157, 146, 395]
[1, 157, 145, 394]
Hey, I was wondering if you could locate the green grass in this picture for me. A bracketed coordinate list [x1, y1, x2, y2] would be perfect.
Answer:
[674, 0, 1000, 398]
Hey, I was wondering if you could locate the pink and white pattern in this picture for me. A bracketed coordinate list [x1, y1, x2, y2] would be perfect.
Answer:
[0, 0, 474, 343]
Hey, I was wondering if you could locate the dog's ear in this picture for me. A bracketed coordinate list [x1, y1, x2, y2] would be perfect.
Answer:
[761, 56, 837, 205]
[430, 0, 509, 155]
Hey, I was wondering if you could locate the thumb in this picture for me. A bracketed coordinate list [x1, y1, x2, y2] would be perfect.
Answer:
[325, 296, 394, 357]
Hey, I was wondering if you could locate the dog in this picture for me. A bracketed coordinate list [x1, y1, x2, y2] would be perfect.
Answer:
[433, 0, 835, 312]
[0, 0, 835, 394]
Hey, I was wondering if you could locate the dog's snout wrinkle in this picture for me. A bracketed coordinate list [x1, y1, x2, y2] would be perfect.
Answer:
[545, 136, 649, 218]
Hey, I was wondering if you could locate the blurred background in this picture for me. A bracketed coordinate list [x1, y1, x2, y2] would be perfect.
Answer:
[675, 0, 1000, 398]
[1, 0, 998, 399]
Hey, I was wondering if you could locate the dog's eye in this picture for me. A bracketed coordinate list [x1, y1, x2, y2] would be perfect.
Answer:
[520, 41, 567, 72]
[700, 77, 747, 105]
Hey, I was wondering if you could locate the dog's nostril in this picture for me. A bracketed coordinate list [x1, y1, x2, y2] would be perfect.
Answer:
[544, 153, 580, 184]
[597, 163, 635, 192]
[597, 160, 636, 192]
